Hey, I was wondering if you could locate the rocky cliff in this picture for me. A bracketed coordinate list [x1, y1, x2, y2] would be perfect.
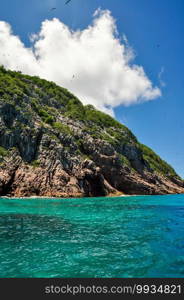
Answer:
[0, 66, 183, 197]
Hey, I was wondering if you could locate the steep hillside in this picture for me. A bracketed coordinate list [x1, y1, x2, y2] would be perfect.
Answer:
[0, 66, 183, 197]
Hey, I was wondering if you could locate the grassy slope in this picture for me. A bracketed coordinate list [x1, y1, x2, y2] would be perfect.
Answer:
[0, 65, 180, 179]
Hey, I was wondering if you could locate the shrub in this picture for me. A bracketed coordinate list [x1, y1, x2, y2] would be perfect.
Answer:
[84, 107, 122, 129]
[139, 143, 178, 177]
[118, 154, 132, 168]
[65, 98, 85, 120]
[0, 146, 8, 157]
[52, 122, 72, 135]
[31, 160, 40, 168]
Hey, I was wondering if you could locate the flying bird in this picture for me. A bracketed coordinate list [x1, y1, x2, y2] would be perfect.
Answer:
[70, 75, 75, 82]
[50, 7, 56, 11]
[65, 0, 72, 4]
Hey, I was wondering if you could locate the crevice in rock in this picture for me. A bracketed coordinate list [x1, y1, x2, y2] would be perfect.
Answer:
[32, 129, 43, 162]
[0, 167, 18, 196]
[83, 173, 107, 197]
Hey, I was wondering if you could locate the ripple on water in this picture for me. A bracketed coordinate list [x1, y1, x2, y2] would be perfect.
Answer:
[0, 195, 184, 277]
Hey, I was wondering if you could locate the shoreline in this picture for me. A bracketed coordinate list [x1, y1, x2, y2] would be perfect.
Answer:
[0, 195, 134, 199]
[0, 193, 183, 200]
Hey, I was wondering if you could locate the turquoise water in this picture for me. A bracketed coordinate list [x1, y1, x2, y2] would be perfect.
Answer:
[0, 194, 184, 278]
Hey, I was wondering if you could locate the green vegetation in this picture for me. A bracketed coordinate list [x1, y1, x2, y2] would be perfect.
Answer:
[85, 107, 121, 129]
[30, 98, 55, 124]
[0, 65, 180, 180]
[30, 160, 40, 168]
[0, 65, 140, 139]
[0, 66, 80, 123]
[38, 109, 54, 125]
[118, 154, 132, 169]
[9, 146, 17, 152]
[65, 98, 85, 120]
[102, 127, 136, 147]
[0, 68, 24, 102]
[52, 122, 73, 135]
[83, 126, 103, 139]
[140, 144, 178, 178]
[76, 139, 83, 151]
[0, 146, 8, 157]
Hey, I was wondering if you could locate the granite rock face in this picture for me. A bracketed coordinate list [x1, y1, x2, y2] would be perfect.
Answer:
[0, 66, 183, 197]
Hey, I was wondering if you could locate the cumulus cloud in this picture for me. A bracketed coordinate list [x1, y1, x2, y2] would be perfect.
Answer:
[0, 9, 161, 115]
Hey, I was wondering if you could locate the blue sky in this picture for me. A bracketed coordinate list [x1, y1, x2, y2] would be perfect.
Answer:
[0, 0, 183, 177]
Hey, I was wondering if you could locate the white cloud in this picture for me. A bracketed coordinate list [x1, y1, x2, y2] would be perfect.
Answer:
[0, 9, 161, 116]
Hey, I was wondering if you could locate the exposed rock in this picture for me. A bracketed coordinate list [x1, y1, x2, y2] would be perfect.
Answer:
[0, 66, 183, 197]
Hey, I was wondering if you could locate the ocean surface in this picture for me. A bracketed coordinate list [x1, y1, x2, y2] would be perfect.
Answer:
[0, 194, 184, 278]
